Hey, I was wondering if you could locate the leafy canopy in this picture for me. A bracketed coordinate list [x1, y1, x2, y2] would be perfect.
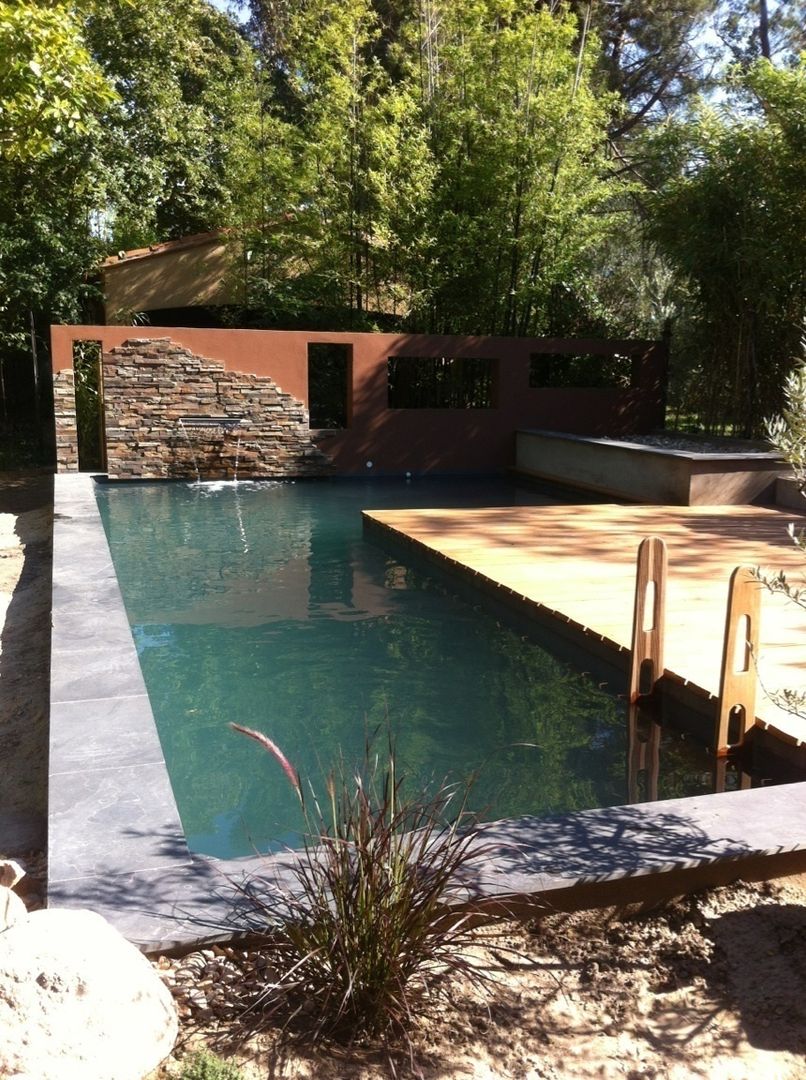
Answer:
[0, 1, 115, 162]
[646, 56, 806, 434]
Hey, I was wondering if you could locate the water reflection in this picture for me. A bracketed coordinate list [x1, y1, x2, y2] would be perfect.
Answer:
[96, 478, 760, 860]
[627, 702, 661, 804]
[627, 697, 756, 805]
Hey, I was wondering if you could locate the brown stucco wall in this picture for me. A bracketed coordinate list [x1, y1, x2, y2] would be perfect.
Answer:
[102, 239, 240, 321]
[51, 326, 667, 477]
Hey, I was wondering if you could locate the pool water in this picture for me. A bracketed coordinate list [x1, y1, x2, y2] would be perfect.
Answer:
[97, 477, 715, 859]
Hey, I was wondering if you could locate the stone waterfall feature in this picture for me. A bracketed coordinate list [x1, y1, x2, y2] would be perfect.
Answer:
[97, 338, 331, 480]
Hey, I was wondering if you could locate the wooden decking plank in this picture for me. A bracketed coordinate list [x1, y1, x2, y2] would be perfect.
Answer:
[364, 502, 806, 748]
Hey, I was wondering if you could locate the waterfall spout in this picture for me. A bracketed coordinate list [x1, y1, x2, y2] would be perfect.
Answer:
[176, 419, 201, 482]
[175, 416, 245, 482]
[233, 433, 242, 483]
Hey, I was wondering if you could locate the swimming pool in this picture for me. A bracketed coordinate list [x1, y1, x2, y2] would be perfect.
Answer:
[94, 477, 718, 860]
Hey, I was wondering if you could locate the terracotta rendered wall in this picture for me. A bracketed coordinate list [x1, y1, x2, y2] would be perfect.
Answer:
[51, 326, 667, 477]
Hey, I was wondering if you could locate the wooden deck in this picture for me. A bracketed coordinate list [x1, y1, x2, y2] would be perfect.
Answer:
[364, 502, 806, 749]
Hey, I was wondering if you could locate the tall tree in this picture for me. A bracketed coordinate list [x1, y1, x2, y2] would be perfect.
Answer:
[0, 0, 265, 432]
[715, 0, 806, 67]
[414, 1, 621, 336]
[241, 0, 435, 328]
[647, 57, 806, 434]
[0, 0, 114, 423]
[84, 0, 263, 249]
[242, 0, 621, 336]
[582, 0, 718, 140]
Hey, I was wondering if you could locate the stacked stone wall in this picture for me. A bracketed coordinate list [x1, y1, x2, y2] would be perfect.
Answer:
[53, 369, 79, 472]
[95, 338, 330, 479]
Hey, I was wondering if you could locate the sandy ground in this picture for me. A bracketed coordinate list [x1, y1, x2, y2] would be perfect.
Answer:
[3, 473, 806, 1079]
[152, 875, 806, 1080]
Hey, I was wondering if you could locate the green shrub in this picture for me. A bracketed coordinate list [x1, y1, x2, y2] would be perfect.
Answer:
[178, 1050, 245, 1080]
[231, 724, 512, 1051]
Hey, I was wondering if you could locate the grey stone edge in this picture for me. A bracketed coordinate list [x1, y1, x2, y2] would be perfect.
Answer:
[517, 428, 786, 463]
[48, 473, 806, 954]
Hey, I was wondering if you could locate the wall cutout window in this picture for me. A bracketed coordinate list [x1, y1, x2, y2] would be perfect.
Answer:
[388, 356, 496, 409]
[72, 340, 106, 470]
[308, 343, 351, 428]
[529, 352, 635, 390]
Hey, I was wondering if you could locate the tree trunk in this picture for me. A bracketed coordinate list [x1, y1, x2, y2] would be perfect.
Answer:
[759, 0, 771, 59]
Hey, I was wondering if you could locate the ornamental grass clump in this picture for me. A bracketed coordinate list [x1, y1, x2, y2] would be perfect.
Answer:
[230, 723, 509, 1051]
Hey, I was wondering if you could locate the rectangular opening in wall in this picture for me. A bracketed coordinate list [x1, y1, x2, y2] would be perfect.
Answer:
[72, 340, 106, 470]
[529, 353, 635, 390]
[387, 356, 496, 409]
[308, 343, 351, 428]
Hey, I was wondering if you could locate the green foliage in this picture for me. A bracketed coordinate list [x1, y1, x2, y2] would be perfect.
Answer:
[646, 57, 806, 435]
[0, 131, 106, 399]
[178, 1051, 245, 1080]
[766, 348, 806, 490]
[230, 727, 515, 1049]
[0, 0, 262, 414]
[0, 1, 115, 163]
[241, 0, 622, 336]
[0, 1, 114, 403]
[73, 340, 103, 469]
[416, 3, 622, 336]
[84, 0, 263, 249]
[752, 344, 806, 716]
[240, 0, 436, 329]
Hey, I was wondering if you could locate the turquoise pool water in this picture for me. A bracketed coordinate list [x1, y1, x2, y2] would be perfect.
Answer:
[96, 478, 714, 859]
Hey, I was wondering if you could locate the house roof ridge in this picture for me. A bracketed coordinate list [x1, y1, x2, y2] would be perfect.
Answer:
[101, 229, 229, 267]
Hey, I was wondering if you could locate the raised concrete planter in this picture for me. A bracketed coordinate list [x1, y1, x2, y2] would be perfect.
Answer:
[516, 429, 786, 505]
[774, 475, 806, 513]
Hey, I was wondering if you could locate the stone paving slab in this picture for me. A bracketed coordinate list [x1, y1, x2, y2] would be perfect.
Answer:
[50, 695, 163, 771]
[51, 643, 149, 702]
[49, 474, 190, 921]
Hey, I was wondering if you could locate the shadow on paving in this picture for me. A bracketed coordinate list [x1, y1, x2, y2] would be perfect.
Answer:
[47, 822, 309, 952]
[462, 804, 752, 889]
[49, 803, 751, 953]
[0, 472, 53, 853]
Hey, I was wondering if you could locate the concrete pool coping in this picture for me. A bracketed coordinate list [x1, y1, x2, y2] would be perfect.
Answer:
[49, 472, 806, 953]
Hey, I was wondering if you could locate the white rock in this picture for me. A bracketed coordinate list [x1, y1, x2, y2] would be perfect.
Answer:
[0, 908, 178, 1080]
[0, 884, 27, 931]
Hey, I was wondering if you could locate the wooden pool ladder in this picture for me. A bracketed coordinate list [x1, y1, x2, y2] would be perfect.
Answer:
[629, 536, 667, 703]
[627, 537, 666, 804]
[629, 541, 762, 761]
[715, 565, 761, 757]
